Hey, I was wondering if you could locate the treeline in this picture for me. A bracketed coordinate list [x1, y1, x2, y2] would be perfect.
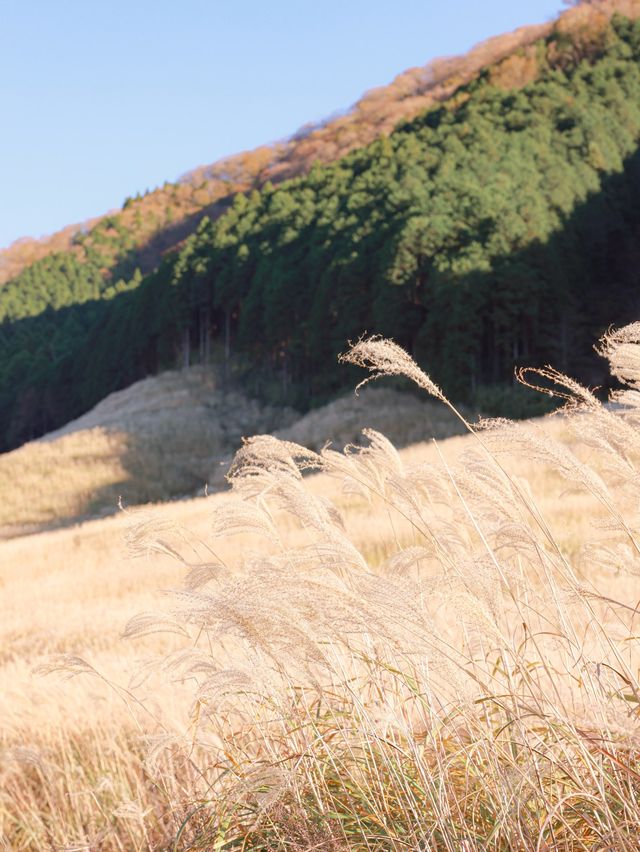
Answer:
[3, 14, 640, 449]
[1, 0, 624, 288]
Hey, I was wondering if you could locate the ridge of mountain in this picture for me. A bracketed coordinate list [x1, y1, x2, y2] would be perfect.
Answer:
[1, 0, 634, 286]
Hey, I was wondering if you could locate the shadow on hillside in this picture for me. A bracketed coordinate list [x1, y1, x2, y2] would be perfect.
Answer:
[0, 369, 302, 539]
[0, 411, 236, 541]
[3, 146, 640, 534]
[406, 147, 640, 402]
[0, 384, 474, 541]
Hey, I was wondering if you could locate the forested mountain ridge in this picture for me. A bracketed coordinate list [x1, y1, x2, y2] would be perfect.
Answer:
[3, 2, 640, 450]
[1, 0, 631, 287]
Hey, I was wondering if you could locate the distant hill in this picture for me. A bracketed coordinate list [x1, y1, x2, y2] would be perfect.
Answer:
[0, 370, 466, 537]
[2, 1, 620, 285]
[2, 0, 640, 453]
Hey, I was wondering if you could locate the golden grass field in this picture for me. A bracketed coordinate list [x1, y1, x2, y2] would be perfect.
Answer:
[3, 330, 640, 849]
[0, 367, 467, 539]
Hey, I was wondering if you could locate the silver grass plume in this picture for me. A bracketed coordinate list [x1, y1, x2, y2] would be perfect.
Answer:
[340, 335, 445, 401]
[598, 322, 640, 391]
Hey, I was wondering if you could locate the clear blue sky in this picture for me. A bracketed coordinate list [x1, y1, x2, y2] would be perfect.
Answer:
[0, 0, 565, 249]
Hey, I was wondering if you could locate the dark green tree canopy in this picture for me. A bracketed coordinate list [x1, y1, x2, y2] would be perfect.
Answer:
[3, 14, 640, 447]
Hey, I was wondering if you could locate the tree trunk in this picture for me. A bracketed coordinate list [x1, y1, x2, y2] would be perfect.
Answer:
[224, 308, 231, 384]
[182, 327, 190, 369]
[204, 315, 211, 365]
[560, 311, 568, 372]
[199, 307, 211, 364]
[282, 347, 289, 398]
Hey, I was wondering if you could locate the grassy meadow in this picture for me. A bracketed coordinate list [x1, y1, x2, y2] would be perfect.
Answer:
[0, 371, 467, 538]
[3, 329, 640, 849]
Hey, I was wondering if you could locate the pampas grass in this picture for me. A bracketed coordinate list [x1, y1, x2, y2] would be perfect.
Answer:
[120, 324, 640, 848]
[5, 324, 640, 849]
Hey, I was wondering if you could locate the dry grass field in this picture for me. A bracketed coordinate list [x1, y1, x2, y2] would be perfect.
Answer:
[0, 367, 297, 538]
[0, 367, 467, 538]
[3, 329, 640, 849]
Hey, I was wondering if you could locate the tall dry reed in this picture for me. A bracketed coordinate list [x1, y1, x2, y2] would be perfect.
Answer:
[102, 323, 640, 849]
[10, 323, 640, 850]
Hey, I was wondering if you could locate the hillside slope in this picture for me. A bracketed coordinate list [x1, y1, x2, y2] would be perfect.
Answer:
[2, 1, 640, 455]
[0, 1, 631, 285]
[0, 369, 467, 537]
